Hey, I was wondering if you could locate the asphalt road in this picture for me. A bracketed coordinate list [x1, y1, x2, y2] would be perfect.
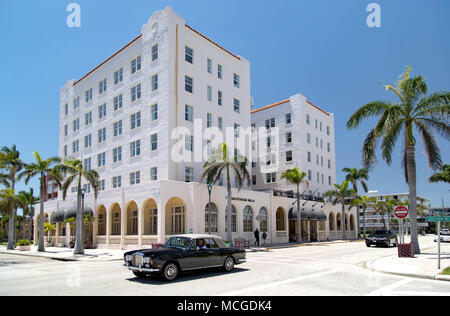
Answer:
[0, 237, 449, 296]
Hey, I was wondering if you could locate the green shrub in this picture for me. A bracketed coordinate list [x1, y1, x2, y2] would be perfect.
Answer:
[17, 239, 32, 246]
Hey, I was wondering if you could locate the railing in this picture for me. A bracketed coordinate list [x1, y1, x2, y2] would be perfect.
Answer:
[142, 236, 158, 246]
[124, 236, 138, 245]
[96, 236, 106, 244]
[109, 236, 121, 244]
[276, 231, 287, 238]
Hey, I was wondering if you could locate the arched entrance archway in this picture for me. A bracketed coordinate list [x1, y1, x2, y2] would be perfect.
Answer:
[142, 199, 158, 235]
[110, 203, 121, 236]
[165, 197, 186, 235]
[225, 205, 237, 233]
[243, 206, 253, 233]
[96, 205, 107, 236]
[276, 207, 286, 231]
[126, 201, 139, 236]
[329, 212, 335, 231]
[258, 207, 268, 233]
[205, 202, 218, 233]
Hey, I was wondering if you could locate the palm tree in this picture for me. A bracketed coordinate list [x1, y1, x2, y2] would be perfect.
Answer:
[0, 145, 25, 249]
[16, 189, 39, 241]
[281, 167, 309, 243]
[18, 152, 62, 252]
[58, 158, 99, 255]
[384, 197, 400, 230]
[0, 188, 20, 244]
[350, 195, 376, 239]
[325, 181, 355, 240]
[374, 200, 389, 229]
[428, 164, 450, 184]
[346, 66, 450, 254]
[201, 143, 250, 243]
[342, 167, 369, 238]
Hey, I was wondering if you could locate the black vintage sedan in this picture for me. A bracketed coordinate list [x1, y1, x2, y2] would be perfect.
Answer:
[123, 234, 246, 281]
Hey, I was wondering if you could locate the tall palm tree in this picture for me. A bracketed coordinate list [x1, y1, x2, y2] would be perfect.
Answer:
[281, 167, 309, 243]
[325, 181, 356, 240]
[374, 200, 389, 229]
[0, 188, 20, 244]
[201, 143, 250, 243]
[350, 195, 376, 239]
[18, 152, 62, 252]
[16, 189, 39, 241]
[0, 145, 25, 249]
[58, 158, 99, 255]
[342, 167, 369, 238]
[428, 164, 450, 184]
[346, 66, 450, 254]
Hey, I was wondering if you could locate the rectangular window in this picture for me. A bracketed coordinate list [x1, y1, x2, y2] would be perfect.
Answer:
[131, 56, 142, 74]
[315, 119, 318, 129]
[64, 145, 67, 157]
[83, 158, 92, 171]
[151, 74, 158, 91]
[234, 124, 240, 138]
[185, 46, 193, 64]
[72, 140, 79, 154]
[98, 78, 107, 94]
[185, 105, 193, 122]
[286, 151, 293, 162]
[285, 113, 292, 124]
[97, 152, 106, 168]
[306, 114, 310, 125]
[307, 133, 311, 144]
[252, 175, 257, 186]
[114, 68, 123, 85]
[131, 84, 141, 101]
[151, 167, 158, 181]
[185, 167, 194, 182]
[98, 103, 106, 119]
[151, 104, 158, 121]
[64, 103, 69, 115]
[308, 170, 312, 181]
[327, 126, 330, 135]
[74, 96, 81, 109]
[328, 176, 332, 186]
[130, 140, 141, 157]
[85, 111, 92, 126]
[85, 89, 92, 103]
[185, 76, 193, 93]
[207, 58, 212, 73]
[113, 120, 122, 136]
[130, 171, 141, 185]
[99, 179, 105, 191]
[286, 132, 292, 143]
[64, 125, 68, 136]
[130, 112, 141, 129]
[84, 134, 92, 148]
[98, 128, 106, 143]
[328, 159, 331, 169]
[265, 118, 275, 129]
[113, 94, 123, 111]
[218, 117, 223, 131]
[266, 172, 276, 183]
[207, 86, 212, 101]
[151, 134, 158, 151]
[113, 147, 122, 163]
[185, 135, 194, 151]
[218, 91, 223, 106]
[217, 64, 223, 79]
[320, 122, 323, 131]
[207, 113, 212, 128]
[113, 176, 122, 188]
[327, 143, 331, 152]
[73, 118, 80, 132]
[233, 73, 240, 88]
[233, 99, 240, 113]
[307, 152, 311, 162]
[152, 44, 158, 61]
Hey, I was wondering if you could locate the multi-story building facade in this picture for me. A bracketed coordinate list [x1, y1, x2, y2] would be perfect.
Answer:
[251, 94, 336, 199]
[37, 6, 358, 249]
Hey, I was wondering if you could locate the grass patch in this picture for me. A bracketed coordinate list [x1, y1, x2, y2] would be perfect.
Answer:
[441, 267, 450, 276]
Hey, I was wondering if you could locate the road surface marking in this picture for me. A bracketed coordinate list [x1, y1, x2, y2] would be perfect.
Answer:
[218, 269, 342, 296]
[367, 278, 414, 296]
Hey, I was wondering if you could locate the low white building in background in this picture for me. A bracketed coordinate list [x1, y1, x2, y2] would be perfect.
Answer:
[37, 6, 358, 249]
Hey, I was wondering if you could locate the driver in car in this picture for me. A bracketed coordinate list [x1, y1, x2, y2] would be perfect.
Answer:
[196, 239, 207, 249]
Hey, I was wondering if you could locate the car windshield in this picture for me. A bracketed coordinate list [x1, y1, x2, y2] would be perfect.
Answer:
[163, 237, 192, 250]
[370, 230, 389, 236]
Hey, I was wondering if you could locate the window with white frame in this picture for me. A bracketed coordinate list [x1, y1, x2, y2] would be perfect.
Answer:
[74, 96, 80, 109]
[286, 151, 293, 162]
[99, 179, 105, 191]
[72, 139, 79, 153]
[327, 142, 331, 152]
[64, 103, 69, 115]
[130, 171, 141, 185]
[328, 159, 331, 169]
[266, 172, 276, 183]
[307, 133, 311, 144]
[233, 98, 240, 113]
[130, 140, 141, 157]
[85, 111, 92, 126]
[151, 104, 158, 121]
[98, 79, 107, 94]
[113, 147, 122, 163]
[151, 167, 157, 181]
[151, 133, 158, 151]
[327, 126, 330, 135]
[114, 94, 123, 111]
[218, 117, 223, 131]
[73, 118, 80, 132]
[152, 44, 158, 61]
[130, 111, 141, 129]
[98, 103, 106, 119]
[185, 135, 194, 152]
[285, 113, 292, 124]
[265, 118, 275, 129]
[113, 176, 122, 188]
[207, 113, 212, 128]
[64, 145, 67, 157]
[306, 114, 310, 125]
[217, 64, 223, 79]
[85, 89, 92, 103]
[233, 73, 240, 88]
[185, 46, 193, 64]
[151, 74, 158, 91]
[84, 134, 92, 148]
[131, 56, 141, 73]
[98, 128, 106, 143]
[113, 120, 122, 136]
[307, 151, 311, 162]
[185, 167, 193, 182]
[185, 76, 193, 93]
[286, 132, 292, 144]
[185, 105, 193, 122]
[83, 158, 91, 171]
[308, 170, 312, 181]
[218, 91, 223, 106]
[207, 58, 212, 73]
[207, 86, 212, 101]
[97, 152, 106, 168]
[131, 83, 141, 101]
[114, 68, 123, 85]
[64, 125, 68, 136]
[234, 123, 240, 138]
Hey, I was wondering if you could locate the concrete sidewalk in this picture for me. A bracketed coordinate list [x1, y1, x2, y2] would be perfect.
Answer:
[365, 242, 450, 281]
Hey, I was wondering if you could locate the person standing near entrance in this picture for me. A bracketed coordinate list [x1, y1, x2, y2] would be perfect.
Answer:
[254, 228, 260, 247]
[262, 231, 267, 246]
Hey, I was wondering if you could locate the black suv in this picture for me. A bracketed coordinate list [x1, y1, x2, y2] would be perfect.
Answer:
[366, 230, 398, 248]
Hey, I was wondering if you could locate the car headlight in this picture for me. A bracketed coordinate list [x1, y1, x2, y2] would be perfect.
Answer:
[125, 255, 133, 262]
[143, 257, 152, 265]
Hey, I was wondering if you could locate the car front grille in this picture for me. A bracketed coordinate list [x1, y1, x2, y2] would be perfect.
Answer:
[132, 254, 144, 267]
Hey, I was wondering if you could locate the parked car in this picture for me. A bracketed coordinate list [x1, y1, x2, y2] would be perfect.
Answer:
[123, 234, 246, 281]
[434, 233, 450, 243]
[366, 230, 398, 248]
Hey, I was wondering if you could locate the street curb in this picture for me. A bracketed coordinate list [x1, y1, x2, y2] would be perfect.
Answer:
[266, 239, 364, 250]
[0, 250, 79, 262]
[435, 274, 450, 281]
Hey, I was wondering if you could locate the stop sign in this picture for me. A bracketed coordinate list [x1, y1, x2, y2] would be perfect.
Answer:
[394, 206, 409, 219]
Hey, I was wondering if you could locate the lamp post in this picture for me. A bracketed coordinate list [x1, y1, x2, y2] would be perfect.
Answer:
[207, 183, 213, 235]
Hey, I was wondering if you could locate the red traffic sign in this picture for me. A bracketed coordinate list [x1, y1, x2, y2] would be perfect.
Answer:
[394, 206, 409, 219]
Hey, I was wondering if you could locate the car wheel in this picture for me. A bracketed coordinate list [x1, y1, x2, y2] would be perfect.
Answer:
[366, 243, 371, 247]
[162, 263, 179, 281]
[224, 257, 235, 272]
[133, 271, 147, 278]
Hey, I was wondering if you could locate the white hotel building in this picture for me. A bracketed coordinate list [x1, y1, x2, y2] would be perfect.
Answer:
[37, 6, 357, 249]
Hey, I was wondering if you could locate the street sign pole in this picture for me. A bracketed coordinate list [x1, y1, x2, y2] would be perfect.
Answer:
[437, 220, 441, 269]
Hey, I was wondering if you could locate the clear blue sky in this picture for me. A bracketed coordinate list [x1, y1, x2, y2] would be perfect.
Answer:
[0, 0, 448, 207]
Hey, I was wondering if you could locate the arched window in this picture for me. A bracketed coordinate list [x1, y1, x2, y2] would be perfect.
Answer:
[127, 202, 139, 235]
[171, 206, 185, 234]
[97, 207, 106, 236]
[276, 208, 285, 231]
[205, 203, 218, 233]
[243, 206, 253, 232]
[350, 215, 354, 231]
[111, 204, 121, 236]
[225, 205, 237, 233]
[258, 207, 268, 232]
[329, 213, 335, 231]
[143, 199, 157, 235]
[336, 213, 341, 231]
[345, 215, 349, 231]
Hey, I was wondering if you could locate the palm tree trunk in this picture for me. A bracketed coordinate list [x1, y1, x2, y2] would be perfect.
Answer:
[407, 146, 420, 254]
[341, 203, 345, 240]
[363, 207, 367, 239]
[22, 212, 26, 239]
[7, 207, 15, 249]
[226, 167, 232, 243]
[28, 215, 33, 241]
[296, 184, 302, 243]
[74, 175, 84, 255]
[38, 176, 45, 252]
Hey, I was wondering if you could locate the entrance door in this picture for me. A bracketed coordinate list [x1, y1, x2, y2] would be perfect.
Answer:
[289, 220, 297, 242]
[310, 221, 317, 242]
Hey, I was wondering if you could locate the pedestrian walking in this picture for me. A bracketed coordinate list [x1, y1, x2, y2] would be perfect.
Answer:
[262, 231, 267, 246]
[254, 228, 260, 247]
